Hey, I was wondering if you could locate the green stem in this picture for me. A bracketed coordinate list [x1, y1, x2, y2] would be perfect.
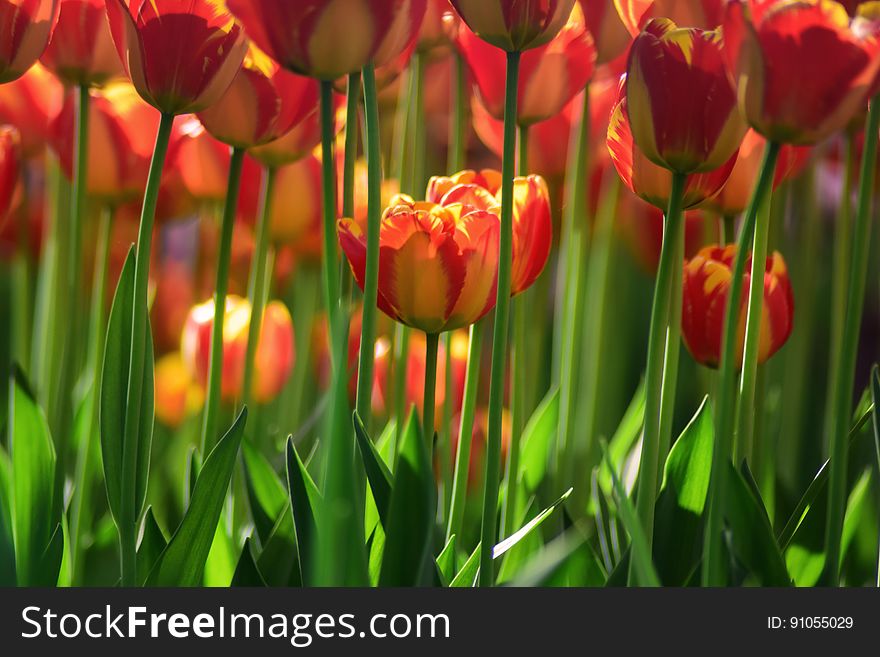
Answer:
[392, 324, 411, 459]
[320, 80, 343, 364]
[343, 72, 361, 220]
[118, 112, 174, 587]
[448, 52, 467, 173]
[422, 333, 440, 448]
[242, 166, 277, 413]
[702, 141, 780, 587]
[68, 84, 90, 374]
[200, 146, 245, 453]
[355, 64, 383, 424]
[479, 50, 520, 587]
[447, 321, 483, 542]
[823, 96, 880, 586]
[411, 53, 427, 194]
[440, 331, 454, 520]
[392, 67, 412, 189]
[722, 214, 736, 245]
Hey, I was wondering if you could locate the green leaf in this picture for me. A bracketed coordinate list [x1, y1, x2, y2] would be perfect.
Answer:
[100, 247, 155, 524]
[256, 510, 301, 587]
[510, 530, 605, 587]
[39, 523, 64, 587]
[840, 469, 872, 570]
[598, 380, 646, 497]
[519, 388, 559, 492]
[9, 369, 59, 586]
[450, 543, 480, 587]
[354, 411, 393, 527]
[136, 507, 166, 586]
[871, 365, 880, 478]
[495, 488, 572, 561]
[0, 448, 16, 585]
[285, 436, 321, 584]
[231, 537, 267, 587]
[379, 411, 436, 586]
[242, 440, 287, 545]
[435, 534, 457, 586]
[204, 513, 236, 587]
[146, 409, 247, 586]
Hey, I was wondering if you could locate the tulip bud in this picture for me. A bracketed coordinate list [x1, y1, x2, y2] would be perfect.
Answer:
[0, 0, 58, 83]
[106, 0, 247, 115]
[614, 0, 726, 36]
[41, 0, 124, 86]
[181, 295, 295, 404]
[154, 352, 204, 428]
[449, 0, 576, 52]
[0, 63, 63, 157]
[682, 245, 794, 368]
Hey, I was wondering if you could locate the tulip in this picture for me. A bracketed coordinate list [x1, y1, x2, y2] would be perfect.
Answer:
[682, 245, 794, 369]
[151, 259, 195, 354]
[338, 194, 500, 334]
[41, 0, 123, 86]
[618, 198, 705, 274]
[0, 63, 63, 156]
[417, 0, 456, 55]
[106, 0, 247, 115]
[0, 126, 20, 232]
[581, 0, 631, 64]
[268, 153, 323, 251]
[0, 0, 58, 83]
[614, 0, 725, 36]
[626, 19, 745, 174]
[723, 0, 880, 145]
[197, 49, 321, 150]
[181, 295, 295, 404]
[449, 0, 576, 52]
[607, 86, 737, 210]
[154, 352, 204, 428]
[456, 4, 596, 125]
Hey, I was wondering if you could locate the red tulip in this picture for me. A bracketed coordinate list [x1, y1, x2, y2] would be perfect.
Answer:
[0, 63, 63, 156]
[41, 0, 123, 86]
[449, 0, 576, 52]
[607, 80, 737, 210]
[417, 0, 456, 55]
[338, 194, 500, 334]
[682, 244, 794, 368]
[0, 0, 58, 83]
[617, 195, 705, 274]
[228, 0, 426, 80]
[154, 352, 204, 428]
[456, 3, 595, 126]
[614, 0, 725, 36]
[723, 0, 880, 145]
[106, 0, 247, 115]
[580, 0, 631, 64]
[0, 126, 21, 231]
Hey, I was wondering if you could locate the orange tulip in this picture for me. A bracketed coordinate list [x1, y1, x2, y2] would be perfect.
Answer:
[338, 194, 500, 334]
[607, 79, 737, 210]
[154, 352, 204, 428]
[49, 83, 153, 200]
[106, 0, 247, 115]
[614, 0, 725, 36]
[626, 19, 745, 174]
[151, 258, 195, 353]
[0, 0, 58, 83]
[723, 0, 880, 145]
[456, 3, 595, 126]
[228, 0, 427, 80]
[0, 63, 63, 156]
[197, 49, 320, 149]
[0, 126, 21, 231]
[449, 0, 576, 52]
[581, 0, 631, 64]
[268, 153, 323, 252]
[181, 294, 295, 404]
[682, 244, 794, 368]
[41, 0, 123, 86]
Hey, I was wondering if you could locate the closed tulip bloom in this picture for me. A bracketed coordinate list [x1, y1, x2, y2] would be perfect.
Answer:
[338, 195, 500, 334]
[0, 126, 21, 230]
[0, 0, 58, 83]
[614, 0, 725, 36]
[682, 244, 794, 368]
[181, 294, 295, 403]
[457, 3, 595, 125]
[41, 0, 123, 86]
[227, 0, 426, 80]
[449, 0, 576, 52]
[197, 49, 320, 149]
[626, 19, 745, 174]
[608, 86, 737, 209]
[581, 0, 631, 64]
[0, 63, 63, 156]
[154, 352, 204, 428]
[417, 0, 456, 54]
[106, 0, 247, 115]
[723, 0, 880, 145]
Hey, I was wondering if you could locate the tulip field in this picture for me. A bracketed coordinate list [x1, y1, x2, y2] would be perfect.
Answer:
[3, 0, 880, 592]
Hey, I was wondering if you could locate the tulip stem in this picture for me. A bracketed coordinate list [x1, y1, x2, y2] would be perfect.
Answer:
[118, 112, 174, 588]
[319, 79, 343, 367]
[423, 333, 440, 450]
[392, 324, 412, 458]
[200, 146, 245, 454]
[823, 96, 880, 586]
[355, 63, 383, 426]
[479, 49, 520, 587]
[447, 321, 484, 543]
[343, 72, 361, 220]
[722, 214, 736, 245]
[702, 140, 780, 587]
[242, 166, 278, 414]
[448, 52, 468, 173]
[627, 171, 686, 586]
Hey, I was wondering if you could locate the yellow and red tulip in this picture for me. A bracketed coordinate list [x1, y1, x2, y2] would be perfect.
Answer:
[723, 0, 880, 145]
[449, 0, 576, 52]
[580, 0, 631, 64]
[0, 0, 58, 83]
[614, 0, 725, 36]
[0, 63, 63, 156]
[106, 0, 247, 115]
[338, 194, 500, 334]
[456, 4, 595, 126]
[41, 0, 123, 86]
[682, 244, 794, 368]
[626, 19, 745, 174]
[0, 126, 21, 231]
[154, 352, 205, 428]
